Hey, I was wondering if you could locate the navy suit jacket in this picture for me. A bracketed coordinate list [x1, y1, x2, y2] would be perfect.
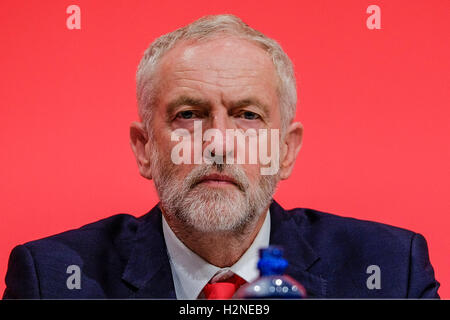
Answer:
[3, 200, 440, 299]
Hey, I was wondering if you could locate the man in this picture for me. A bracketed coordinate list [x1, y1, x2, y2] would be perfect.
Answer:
[3, 14, 439, 299]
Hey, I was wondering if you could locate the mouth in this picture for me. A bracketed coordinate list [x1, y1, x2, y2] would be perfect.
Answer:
[195, 173, 241, 189]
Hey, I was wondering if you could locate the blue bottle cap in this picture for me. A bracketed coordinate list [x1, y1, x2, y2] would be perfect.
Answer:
[257, 246, 289, 276]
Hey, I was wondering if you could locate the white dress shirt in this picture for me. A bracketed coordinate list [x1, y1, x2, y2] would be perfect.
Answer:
[162, 210, 271, 299]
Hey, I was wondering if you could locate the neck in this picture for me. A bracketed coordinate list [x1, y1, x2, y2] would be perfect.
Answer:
[161, 205, 269, 267]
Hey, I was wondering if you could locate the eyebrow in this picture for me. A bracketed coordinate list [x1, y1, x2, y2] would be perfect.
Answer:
[166, 96, 211, 116]
[166, 95, 270, 117]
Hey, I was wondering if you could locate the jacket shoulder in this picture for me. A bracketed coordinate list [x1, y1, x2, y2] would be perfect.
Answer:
[287, 206, 416, 245]
[282, 207, 439, 298]
[6, 213, 145, 298]
[26, 213, 140, 245]
[20, 212, 147, 270]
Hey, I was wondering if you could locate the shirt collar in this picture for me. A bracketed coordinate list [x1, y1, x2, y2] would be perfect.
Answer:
[162, 210, 271, 299]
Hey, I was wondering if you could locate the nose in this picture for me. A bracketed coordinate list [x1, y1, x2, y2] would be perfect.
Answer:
[204, 111, 234, 164]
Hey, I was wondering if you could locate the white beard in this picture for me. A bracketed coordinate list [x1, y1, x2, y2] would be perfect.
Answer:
[150, 147, 279, 233]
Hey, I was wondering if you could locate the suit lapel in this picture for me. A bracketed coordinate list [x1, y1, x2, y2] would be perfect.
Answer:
[121, 204, 176, 298]
[269, 200, 327, 298]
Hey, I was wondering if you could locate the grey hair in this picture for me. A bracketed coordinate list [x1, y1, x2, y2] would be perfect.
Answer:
[136, 14, 297, 132]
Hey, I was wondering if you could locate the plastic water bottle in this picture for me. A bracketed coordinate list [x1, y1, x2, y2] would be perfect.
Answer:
[234, 246, 307, 299]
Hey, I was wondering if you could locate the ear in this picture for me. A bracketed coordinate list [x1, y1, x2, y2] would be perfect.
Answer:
[130, 121, 152, 180]
[279, 121, 303, 180]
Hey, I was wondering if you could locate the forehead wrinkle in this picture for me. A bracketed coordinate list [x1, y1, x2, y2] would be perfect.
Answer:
[167, 39, 275, 76]
[171, 67, 265, 84]
[158, 39, 278, 90]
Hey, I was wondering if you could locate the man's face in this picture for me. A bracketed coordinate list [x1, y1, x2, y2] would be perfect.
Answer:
[133, 36, 290, 233]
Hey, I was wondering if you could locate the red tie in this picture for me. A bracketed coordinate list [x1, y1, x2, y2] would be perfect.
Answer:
[202, 274, 246, 299]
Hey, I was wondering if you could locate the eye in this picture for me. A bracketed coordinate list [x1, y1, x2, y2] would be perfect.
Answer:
[176, 110, 196, 119]
[240, 111, 260, 120]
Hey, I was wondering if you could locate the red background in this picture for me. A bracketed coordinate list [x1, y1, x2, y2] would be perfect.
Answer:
[0, 0, 448, 298]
